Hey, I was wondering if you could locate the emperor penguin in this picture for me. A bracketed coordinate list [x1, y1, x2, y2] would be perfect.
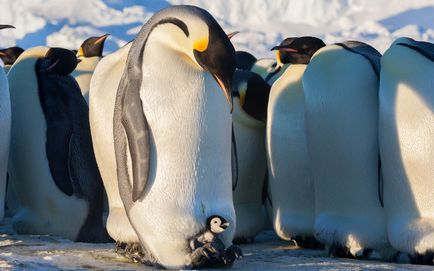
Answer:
[89, 5, 239, 269]
[7, 46, 109, 242]
[303, 41, 391, 258]
[232, 70, 270, 243]
[0, 46, 24, 73]
[0, 24, 14, 219]
[266, 37, 325, 248]
[72, 34, 109, 103]
[379, 37, 434, 264]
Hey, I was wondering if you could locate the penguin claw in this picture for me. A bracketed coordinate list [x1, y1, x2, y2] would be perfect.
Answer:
[328, 242, 351, 258]
[115, 241, 161, 268]
[187, 240, 242, 269]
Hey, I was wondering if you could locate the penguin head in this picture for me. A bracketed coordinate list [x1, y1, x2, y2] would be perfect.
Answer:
[235, 51, 257, 70]
[271, 36, 325, 65]
[0, 46, 24, 65]
[150, 6, 236, 111]
[77, 34, 110, 58]
[233, 70, 270, 122]
[207, 215, 229, 234]
[39, 48, 79, 75]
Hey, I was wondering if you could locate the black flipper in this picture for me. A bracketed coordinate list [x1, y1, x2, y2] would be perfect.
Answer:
[335, 41, 381, 78]
[35, 68, 74, 196]
[231, 124, 238, 191]
[262, 169, 272, 207]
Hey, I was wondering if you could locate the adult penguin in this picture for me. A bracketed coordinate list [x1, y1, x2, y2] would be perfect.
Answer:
[0, 24, 14, 219]
[72, 34, 109, 103]
[379, 37, 434, 265]
[303, 41, 392, 258]
[0, 46, 24, 73]
[7, 46, 109, 243]
[266, 36, 325, 248]
[232, 70, 270, 243]
[89, 5, 239, 269]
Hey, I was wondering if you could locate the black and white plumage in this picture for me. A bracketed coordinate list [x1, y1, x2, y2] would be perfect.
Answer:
[7, 46, 109, 242]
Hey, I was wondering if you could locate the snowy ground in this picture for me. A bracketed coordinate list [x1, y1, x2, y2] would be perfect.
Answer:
[0, 218, 432, 271]
[1, 0, 434, 59]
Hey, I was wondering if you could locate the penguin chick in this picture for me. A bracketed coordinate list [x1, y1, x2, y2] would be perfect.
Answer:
[190, 216, 230, 250]
[39, 48, 79, 75]
[0, 47, 24, 65]
[77, 34, 110, 58]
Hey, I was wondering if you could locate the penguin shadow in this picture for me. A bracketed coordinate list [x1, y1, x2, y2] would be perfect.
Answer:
[379, 75, 434, 265]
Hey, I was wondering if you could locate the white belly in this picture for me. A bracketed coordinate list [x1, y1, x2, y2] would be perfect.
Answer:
[380, 40, 434, 254]
[232, 98, 267, 239]
[0, 68, 11, 220]
[72, 56, 100, 104]
[89, 43, 138, 242]
[303, 45, 388, 253]
[267, 64, 315, 240]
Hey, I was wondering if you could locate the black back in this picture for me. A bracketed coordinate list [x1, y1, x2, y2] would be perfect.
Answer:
[396, 37, 434, 62]
[336, 41, 381, 77]
[35, 48, 109, 242]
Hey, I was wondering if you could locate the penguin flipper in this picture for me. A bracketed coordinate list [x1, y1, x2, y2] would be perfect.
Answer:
[396, 38, 434, 62]
[231, 125, 238, 191]
[35, 68, 74, 196]
[120, 86, 150, 203]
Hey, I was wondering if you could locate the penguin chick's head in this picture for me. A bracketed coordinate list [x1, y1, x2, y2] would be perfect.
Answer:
[0, 46, 24, 65]
[77, 34, 110, 58]
[207, 215, 229, 234]
[271, 36, 325, 65]
[152, 6, 236, 111]
[40, 48, 79, 75]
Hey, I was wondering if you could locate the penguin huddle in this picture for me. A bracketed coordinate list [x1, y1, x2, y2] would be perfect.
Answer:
[0, 4, 433, 270]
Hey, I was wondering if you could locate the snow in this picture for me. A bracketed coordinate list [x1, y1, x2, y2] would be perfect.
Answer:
[0, 218, 433, 270]
[1, 0, 434, 57]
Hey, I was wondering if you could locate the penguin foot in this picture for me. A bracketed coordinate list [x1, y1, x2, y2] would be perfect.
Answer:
[328, 242, 352, 258]
[115, 241, 161, 268]
[409, 251, 434, 265]
[186, 239, 242, 269]
[293, 236, 324, 249]
[233, 236, 254, 244]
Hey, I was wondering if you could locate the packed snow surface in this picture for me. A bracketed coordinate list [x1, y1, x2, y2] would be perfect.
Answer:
[1, 0, 434, 58]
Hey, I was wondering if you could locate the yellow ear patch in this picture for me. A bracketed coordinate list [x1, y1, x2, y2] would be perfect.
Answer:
[77, 47, 84, 57]
[276, 50, 282, 66]
[194, 38, 209, 52]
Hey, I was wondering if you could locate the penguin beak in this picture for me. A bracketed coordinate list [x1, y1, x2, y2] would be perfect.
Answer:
[270, 45, 299, 53]
[221, 222, 229, 229]
[0, 51, 8, 58]
[94, 34, 110, 45]
[227, 31, 239, 40]
[212, 73, 233, 112]
[0, 25, 15, 30]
